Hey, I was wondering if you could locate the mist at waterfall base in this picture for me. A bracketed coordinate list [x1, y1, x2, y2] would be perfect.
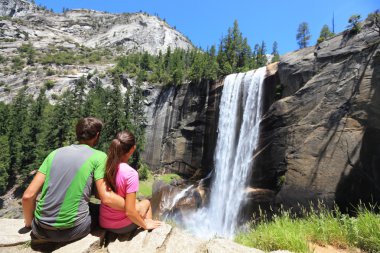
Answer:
[164, 67, 266, 239]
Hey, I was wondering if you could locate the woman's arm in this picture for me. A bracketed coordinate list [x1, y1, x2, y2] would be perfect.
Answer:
[22, 172, 45, 227]
[125, 192, 161, 230]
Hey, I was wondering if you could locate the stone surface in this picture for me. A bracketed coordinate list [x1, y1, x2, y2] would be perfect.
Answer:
[251, 21, 380, 210]
[0, 219, 31, 246]
[107, 224, 172, 253]
[142, 80, 221, 176]
[54, 235, 99, 253]
[205, 238, 264, 253]
[0, 219, 279, 253]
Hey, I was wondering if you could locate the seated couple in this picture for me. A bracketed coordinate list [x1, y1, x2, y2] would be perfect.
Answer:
[22, 117, 161, 243]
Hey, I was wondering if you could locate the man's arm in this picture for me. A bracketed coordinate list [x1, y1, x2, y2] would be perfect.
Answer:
[95, 179, 125, 211]
[22, 172, 45, 227]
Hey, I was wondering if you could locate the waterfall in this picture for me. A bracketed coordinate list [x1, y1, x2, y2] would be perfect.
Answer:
[181, 67, 266, 238]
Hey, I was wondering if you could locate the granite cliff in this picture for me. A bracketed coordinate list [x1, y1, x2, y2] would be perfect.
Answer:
[251, 19, 380, 211]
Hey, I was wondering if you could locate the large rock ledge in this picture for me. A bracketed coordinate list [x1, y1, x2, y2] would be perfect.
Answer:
[0, 219, 291, 253]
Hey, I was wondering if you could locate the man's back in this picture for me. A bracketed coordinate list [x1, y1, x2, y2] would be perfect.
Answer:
[35, 144, 106, 229]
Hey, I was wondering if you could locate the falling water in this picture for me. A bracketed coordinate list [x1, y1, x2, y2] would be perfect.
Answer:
[181, 67, 266, 238]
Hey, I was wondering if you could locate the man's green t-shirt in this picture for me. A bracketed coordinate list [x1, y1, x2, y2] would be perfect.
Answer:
[34, 144, 106, 228]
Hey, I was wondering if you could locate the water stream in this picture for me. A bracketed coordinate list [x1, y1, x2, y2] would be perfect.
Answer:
[167, 67, 266, 238]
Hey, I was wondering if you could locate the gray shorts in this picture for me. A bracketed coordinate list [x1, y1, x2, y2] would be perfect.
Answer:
[31, 215, 91, 243]
[31, 203, 99, 243]
[105, 223, 138, 234]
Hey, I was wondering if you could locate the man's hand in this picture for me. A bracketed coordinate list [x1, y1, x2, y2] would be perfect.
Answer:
[22, 172, 45, 227]
[95, 179, 125, 211]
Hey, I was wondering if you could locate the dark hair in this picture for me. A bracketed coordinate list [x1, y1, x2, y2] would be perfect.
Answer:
[105, 130, 136, 192]
[75, 117, 103, 141]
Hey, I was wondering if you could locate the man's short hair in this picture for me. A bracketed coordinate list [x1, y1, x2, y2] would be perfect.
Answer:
[76, 117, 103, 141]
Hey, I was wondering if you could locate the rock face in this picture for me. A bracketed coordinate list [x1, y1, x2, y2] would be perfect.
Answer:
[252, 21, 380, 210]
[142, 80, 222, 176]
[0, 1, 192, 55]
[0, 0, 34, 17]
[0, 0, 193, 102]
[0, 219, 270, 253]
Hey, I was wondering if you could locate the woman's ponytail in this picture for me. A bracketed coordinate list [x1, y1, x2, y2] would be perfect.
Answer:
[104, 131, 136, 192]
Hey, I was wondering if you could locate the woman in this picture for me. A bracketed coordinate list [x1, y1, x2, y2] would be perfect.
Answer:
[100, 130, 161, 233]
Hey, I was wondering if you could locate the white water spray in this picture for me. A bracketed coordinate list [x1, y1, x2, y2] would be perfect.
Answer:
[181, 67, 266, 238]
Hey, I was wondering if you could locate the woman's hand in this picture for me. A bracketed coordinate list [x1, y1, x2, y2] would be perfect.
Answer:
[144, 219, 162, 230]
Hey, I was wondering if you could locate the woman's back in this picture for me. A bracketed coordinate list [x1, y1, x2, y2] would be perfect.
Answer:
[99, 162, 139, 229]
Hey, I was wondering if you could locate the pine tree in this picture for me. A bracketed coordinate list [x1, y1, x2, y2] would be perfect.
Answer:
[204, 45, 219, 80]
[347, 14, 361, 34]
[7, 87, 31, 183]
[0, 136, 10, 194]
[296, 22, 311, 49]
[189, 51, 205, 83]
[271, 41, 280, 63]
[317, 25, 334, 44]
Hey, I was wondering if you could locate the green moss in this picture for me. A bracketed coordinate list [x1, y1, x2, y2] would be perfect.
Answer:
[159, 173, 181, 184]
[137, 173, 181, 198]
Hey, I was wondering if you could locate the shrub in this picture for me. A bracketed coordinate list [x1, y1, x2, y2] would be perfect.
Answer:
[11, 56, 24, 70]
[138, 161, 151, 181]
[46, 68, 55, 76]
[347, 14, 362, 34]
[44, 80, 55, 90]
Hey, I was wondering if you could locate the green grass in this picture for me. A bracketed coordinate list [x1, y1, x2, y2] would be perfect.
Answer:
[235, 205, 380, 253]
[137, 173, 181, 198]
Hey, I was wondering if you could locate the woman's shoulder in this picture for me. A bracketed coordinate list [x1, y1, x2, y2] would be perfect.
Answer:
[118, 163, 138, 176]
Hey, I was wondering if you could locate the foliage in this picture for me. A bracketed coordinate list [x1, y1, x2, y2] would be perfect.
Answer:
[296, 22, 311, 49]
[159, 173, 181, 184]
[44, 80, 55, 90]
[11, 56, 25, 71]
[235, 204, 380, 253]
[271, 41, 280, 63]
[347, 14, 362, 34]
[112, 20, 272, 85]
[317, 25, 334, 44]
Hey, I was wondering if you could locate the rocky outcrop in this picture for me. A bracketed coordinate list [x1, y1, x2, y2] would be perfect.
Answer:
[0, 219, 282, 253]
[0, 0, 193, 102]
[252, 21, 380, 211]
[0, 0, 34, 17]
[142, 80, 222, 177]
[0, 2, 193, 54]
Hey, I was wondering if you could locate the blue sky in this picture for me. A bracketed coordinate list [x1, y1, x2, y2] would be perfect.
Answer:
[35, 0, 378, 54]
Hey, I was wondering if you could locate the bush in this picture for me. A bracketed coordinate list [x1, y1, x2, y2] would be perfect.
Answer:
[347, 14, 362, 34]
[11, 56, 24, 70]
[44, 80, 55, 90]
[46, 68, 55, 76]
[138, 161, 151, 181]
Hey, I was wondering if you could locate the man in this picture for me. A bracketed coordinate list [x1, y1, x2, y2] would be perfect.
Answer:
[22, 117, 125, 242]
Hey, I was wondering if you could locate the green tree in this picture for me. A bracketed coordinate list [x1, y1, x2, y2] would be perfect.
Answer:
[0, 136, 10, 194]
[204, 45, 219, 80]
[189, 51, 205, 83]
[271, 41, 280, 63]
[296, 22, 311, 49]
[347, 14, 361, 34]
[317, 25, 334, 44]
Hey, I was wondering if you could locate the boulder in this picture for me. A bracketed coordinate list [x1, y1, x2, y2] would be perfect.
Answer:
[0, 219, 30, 246]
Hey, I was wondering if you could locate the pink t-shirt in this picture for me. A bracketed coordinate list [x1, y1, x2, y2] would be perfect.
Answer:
[99, 163, 139, 229]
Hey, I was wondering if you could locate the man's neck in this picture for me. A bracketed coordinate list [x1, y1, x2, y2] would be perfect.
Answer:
[79, 141, 95, 147]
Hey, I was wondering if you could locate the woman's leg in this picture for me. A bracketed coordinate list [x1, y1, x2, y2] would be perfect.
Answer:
[136, 199, 152, 219]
